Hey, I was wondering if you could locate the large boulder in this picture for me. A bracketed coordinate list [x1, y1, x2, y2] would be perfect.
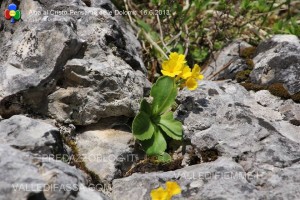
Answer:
[175, 80, 300, 199]
[250, 35, 300, 95]
[0, 144, 107, 200]
[48, 58, 145, 125]
[112, 81, 300, 200]
[0, 17, 84, 118]
[113, 157, 300, 200]
[112, 157, 259, 200]
[0, 0, 148, 125]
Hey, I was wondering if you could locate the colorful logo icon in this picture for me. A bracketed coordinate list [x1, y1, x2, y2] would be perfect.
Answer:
[4, 4, 21, 23]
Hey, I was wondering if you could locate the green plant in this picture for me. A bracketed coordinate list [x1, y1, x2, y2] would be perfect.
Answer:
[132, 52, 203, 162]
[114, 0, 298, 79]
[132, 76, 181, 162]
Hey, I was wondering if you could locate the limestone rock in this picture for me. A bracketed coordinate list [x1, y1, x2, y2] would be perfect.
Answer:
[48, 58, 146, 125]
[203, 41, 252, 80]
[76, 123, 134, 183]
[174, 80, 300, 199]
[250, 35, 300, 95]
[0, 115, 64, 155]
[112, 157, 259, 200]
[0, 0, 148, 124]
[0, 144, 107, 200]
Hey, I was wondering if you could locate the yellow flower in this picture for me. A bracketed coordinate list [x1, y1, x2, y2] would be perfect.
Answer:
[184, 64, 204, 90]
[161, 52, 186, 77]
[151, 182, 181, 200]
[185, 77, 198, 90]
[191, 64, 204, 80]
[165, 181, 181, 198]
[151, 187, 168, 200]
[177, 65, 192, 79]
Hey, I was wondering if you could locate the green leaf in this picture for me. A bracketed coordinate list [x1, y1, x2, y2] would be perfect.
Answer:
[136, 19, 151, 33]
[192, 47, 209, 63]
[158, 112, 182, 140]
[136, 19, 160, 41]
[174, 43, 184, 54]
[151, 76, 177, 115]
[140, 99, 152, 114]
[150, 30, 160, 42]
[195, 0, 211, 11]
[132, 111, 155, 140]
[241, 0, 251, 10]
[273, 20, 283, 33]
[289, 18, 300, 35]
[142, 128, 167, 156]
[157, 152, 172, 163]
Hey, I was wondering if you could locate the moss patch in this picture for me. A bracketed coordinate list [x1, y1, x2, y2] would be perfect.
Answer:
[268, 83, 290, 99]
[291, 92, 300, 103]
[233, 46, 256, 83]
[241, 82, 300, 103]
[235, 69, 252, 83]
[62, 135, 104, 188]
[240, 83, 267, 91]
[245, 59, 255, 70]
[240, 46, 256, 59]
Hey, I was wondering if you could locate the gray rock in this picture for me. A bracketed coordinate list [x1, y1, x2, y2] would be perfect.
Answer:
[260, 163, 300, 199]
[112, 157, 259, 200]
[250, 34, 300, 95]
[48, 58, 146, 125]
[0, 115, 64, 155]
[203, 41, 252, 80]
[77, 185, 109, 200]
[90, 0, 113, 8]
[0, 0, 148, 124]
[0, 17, 84, 117]
[3, 1, 299, 200]
[174, 80, 300, 199]
[76, 122, 134, 183]
[0, 144, 107, 200]
[250, 90, 300, 125]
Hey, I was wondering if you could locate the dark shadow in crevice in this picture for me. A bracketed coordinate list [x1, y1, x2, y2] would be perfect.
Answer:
[27, 192, 47, 200]
[82, 0, 91, 7]
[290, 119, 300, 126]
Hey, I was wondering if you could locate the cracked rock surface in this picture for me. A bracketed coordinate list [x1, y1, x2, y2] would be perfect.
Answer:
[113, 81, 300, 200]
[250, 35, 300, 95]
[76, 121, 134, 183]
[0, 0, 300, 200]
[0, 144, 108, 200]
[0, 0, 148, 125]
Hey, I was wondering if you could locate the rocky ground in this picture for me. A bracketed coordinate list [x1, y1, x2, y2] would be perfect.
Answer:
[0, 1, 300, 200]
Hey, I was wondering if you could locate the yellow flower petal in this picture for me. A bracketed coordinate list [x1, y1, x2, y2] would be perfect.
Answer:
[151, 187, 168, 200]
[169, 52, 186, 65]
[191, 64, 204, 80]
[160, 52, 187, 78]
[179, 66, 192, 79]
[197, 74, 204, 80]
[166, 181, 181, 198]
[162, 61, 171, 71]
[186, 78, 198, 90]
[161, 70, 182, 77]
[191, 64, 200, 75]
